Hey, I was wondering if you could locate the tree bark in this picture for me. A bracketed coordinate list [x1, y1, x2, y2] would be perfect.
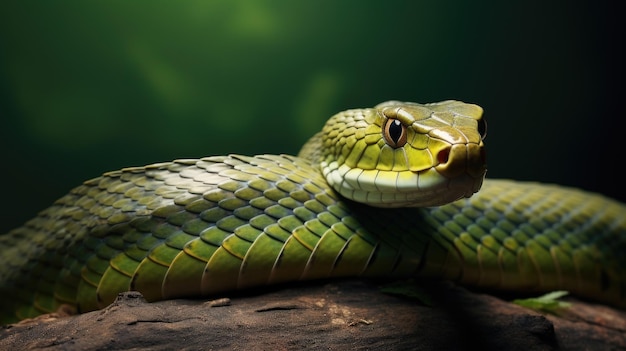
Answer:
[2, 280, 625, 350]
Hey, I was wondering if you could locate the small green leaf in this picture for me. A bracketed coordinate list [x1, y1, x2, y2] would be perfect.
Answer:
[513, 290, 572, 313]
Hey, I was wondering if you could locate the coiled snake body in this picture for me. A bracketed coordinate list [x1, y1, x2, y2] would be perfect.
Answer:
[1, 100, 624, 324]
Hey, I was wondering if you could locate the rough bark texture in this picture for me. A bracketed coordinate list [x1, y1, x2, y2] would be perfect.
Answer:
[1, 280, 625, 350]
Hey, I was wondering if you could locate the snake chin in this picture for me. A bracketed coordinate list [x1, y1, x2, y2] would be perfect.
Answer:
[323, 159, 485, 208]
[394, 172, 485, 208]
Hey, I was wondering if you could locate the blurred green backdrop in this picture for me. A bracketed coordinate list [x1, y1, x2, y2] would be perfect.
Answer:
[0, 1, 623, 233]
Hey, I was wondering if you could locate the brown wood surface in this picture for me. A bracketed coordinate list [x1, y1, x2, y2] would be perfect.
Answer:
[2, 280, 625, 350]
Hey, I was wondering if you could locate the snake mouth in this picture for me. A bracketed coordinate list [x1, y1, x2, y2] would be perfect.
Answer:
[322, 141, 487, 208]
[322, 161, 486, 208]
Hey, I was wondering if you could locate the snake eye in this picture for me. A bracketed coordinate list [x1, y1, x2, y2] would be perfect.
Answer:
[383, 118, 407, 148]
[478, 118, 487, 140]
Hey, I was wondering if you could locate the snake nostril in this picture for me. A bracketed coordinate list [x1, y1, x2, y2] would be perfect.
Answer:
[437, 148, 450, 165]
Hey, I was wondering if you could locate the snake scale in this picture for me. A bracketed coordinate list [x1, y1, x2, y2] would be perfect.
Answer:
[1, 100, 624, 324]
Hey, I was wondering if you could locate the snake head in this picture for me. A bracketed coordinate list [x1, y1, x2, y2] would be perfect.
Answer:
[318, 100, 487, 207]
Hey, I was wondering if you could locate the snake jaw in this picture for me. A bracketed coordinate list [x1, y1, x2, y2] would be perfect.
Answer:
[321, 158, 486, 208]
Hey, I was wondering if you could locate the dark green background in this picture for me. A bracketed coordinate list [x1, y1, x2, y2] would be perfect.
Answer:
[1, 1, 623, 233]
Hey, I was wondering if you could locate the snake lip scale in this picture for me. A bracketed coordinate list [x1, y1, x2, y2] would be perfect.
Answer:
[0, 100, 624, 324]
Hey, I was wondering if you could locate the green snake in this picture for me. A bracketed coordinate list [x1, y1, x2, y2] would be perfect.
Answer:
[1, 100, 624, 324]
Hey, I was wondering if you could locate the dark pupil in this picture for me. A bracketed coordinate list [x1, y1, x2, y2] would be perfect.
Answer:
[389, 120, 403, 143]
